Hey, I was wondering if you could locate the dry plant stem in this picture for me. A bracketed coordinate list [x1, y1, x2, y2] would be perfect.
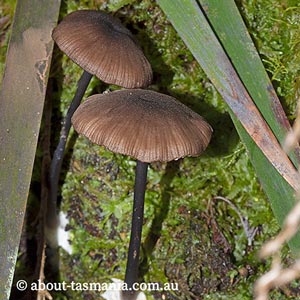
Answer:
[260, 201, 300, 258]
[254, 255, 282, 300]
[123, 161, 148, 298]
[255, 102, 300, 300]
[48, 70, 92, 227]
[255, 257, 300, 300]
[37, 244, 53, 300]
[284, 103, 300, 153]
[36, 88, 53, 300]
[213, 196, 258, 245]
[272, 259, 300, 286]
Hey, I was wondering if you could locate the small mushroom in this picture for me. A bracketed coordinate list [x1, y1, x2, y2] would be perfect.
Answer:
[71, 89, 212, 294]
[49, 10, 152, 223]
[52, 10, 152, 88]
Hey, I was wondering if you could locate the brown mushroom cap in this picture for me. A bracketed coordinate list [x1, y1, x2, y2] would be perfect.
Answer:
[72, 89, 212, 162]
[52, 10, 152, 88]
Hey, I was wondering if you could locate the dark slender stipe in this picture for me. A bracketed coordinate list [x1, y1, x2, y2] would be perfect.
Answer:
[123, 160, 148, 299]
[47, 70, 92, 227]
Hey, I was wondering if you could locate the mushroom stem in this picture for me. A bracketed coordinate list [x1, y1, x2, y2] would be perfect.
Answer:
[48, 70, 92, 228]
[124, 160, 148, 292]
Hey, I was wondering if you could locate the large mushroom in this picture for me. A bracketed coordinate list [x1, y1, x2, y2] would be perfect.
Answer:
[49, 10, 152, 221]
[71, 89, 212, 295]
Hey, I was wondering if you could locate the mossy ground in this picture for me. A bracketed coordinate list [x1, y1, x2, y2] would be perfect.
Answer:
[0, 0, 16, 84]
[2, 0, 300, 299]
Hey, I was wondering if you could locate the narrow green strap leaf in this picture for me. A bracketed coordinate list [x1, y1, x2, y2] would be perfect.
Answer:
[0, 0, 61, 297]
[157, 0, 299, 191]
[158, 0, 300, 254]
[199, 0, 300, 253]
[230, 112, 300, 254]
[199, 0, 300, 166]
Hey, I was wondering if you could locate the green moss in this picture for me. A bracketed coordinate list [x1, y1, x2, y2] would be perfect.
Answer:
[1, 0, 299, 299]
[0, 0, 16, 85]
[239, 0, 300, 118]
[54, 0, 300, 299]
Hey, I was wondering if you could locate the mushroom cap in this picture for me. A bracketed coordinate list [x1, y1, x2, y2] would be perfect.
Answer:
[72, 89, 212, 162]
[52, 10, 152, 88]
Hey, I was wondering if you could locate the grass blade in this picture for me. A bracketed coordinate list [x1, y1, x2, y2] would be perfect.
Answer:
[157, 0, 299, 190]
[199, 0, 300, 166]
[157, 0, 300, 253]
[0, 0, 61, 297]
[231, 114, 300, 254]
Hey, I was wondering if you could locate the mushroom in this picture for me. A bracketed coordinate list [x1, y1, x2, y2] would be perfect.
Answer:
[71, 89, 212, 294]
[49, 10, 152, 221]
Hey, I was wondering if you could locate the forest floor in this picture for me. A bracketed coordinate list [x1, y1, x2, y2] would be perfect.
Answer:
[2, 0, 300, 299]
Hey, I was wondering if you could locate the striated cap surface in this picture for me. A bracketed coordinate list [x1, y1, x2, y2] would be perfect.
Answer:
[52, 10, 152, 88]
[72, 89, 213, 162]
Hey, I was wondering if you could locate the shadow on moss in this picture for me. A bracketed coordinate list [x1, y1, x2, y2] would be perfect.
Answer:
[140, 160, 181, 279]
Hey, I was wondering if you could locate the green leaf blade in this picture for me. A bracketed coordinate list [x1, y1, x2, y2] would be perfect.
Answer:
[199, 0, 300, 166]
[0, 0, 61, 297]
[158, 0, 300, 254]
